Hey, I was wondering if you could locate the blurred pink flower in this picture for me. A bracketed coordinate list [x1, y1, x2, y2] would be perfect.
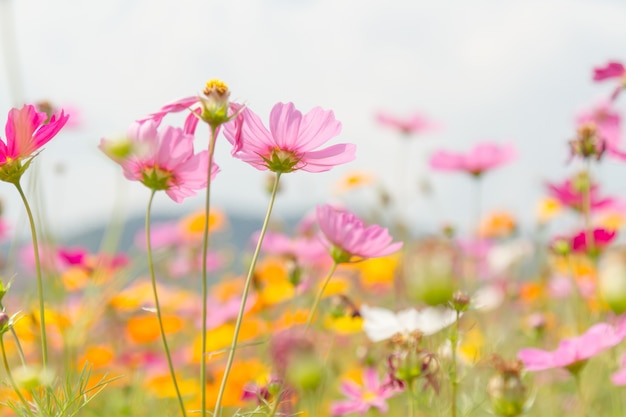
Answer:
[0, 104, 68, 166]
[611, 354, 626, 385]
[316, 205, 402, 263]
[593, 61, 626, 100]
[546, 178, 617, 212]
[100, 120, 214, 203]
[576, 100, 626, 159]
[375, 111, 439, 135]
[331, 367, 402, 416]
[258, 231, 330, 265]
[429, 142, 516, 176]
[594, 61, 626, 81]
[571, 227, 616, 253]
[518, 322, 626, 373]
[223, 102, 356, 173]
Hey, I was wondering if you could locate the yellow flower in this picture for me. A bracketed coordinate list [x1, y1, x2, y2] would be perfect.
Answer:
[355, 255, 399, 289]
[179, 208, 227, 240]
[599, 212, 624, 231]
[478, 210, 516, 238]
[325, 315, 363, 334]
[536, 197, 562, 224]
[333, 170, 376, 194]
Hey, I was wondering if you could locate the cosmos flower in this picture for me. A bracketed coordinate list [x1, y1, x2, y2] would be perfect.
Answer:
[360, 304, 458, 342]
[574, 100, 626, 160]
[223, 102, 356, 173]
[100, 120, 214, 203]
[0, 104, 69, 183]
[330, 368, 402, 416]
[316, 204, 402, 263]
[546, 178, 617, 213]
[429, 142, 516, 176]
[592, 61, 626, 100]
[571, 227, 617, 253]
[518, 322, 626, 373]
[375, 111, 439, 136]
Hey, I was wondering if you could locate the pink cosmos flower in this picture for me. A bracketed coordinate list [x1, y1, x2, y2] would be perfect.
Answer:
[611, 354, 626, 386]
[223, 102, 356, 173]
[429, 142, 516, 176]
[571, 228, 617, 253]
[100, 120, 214, 203]
[594, 61, 626, 81]
[330, 368, 402, 416]
[593, 61, 626, 100]
[0, 104, 68, 167]
[258, 231, 330, 265]
[375, 111, 439, 135]
[546, 178, 617, 213]
[576, 100, 626, 159]
[518, 322, 626, 373]
[316, 205, 402, 262]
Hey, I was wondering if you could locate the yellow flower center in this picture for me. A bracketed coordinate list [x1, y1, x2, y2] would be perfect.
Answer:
[204, 79, 229, 97]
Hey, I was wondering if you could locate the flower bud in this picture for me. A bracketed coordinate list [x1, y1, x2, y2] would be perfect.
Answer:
[487, 357, 527, 417]
[285, 355, 324, 392]
[0, 311, 9, 334]
[199, 79, 231, 128]
[406, 239, 455, 305]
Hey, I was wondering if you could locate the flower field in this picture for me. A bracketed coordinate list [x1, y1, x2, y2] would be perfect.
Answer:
[0, 62, 626, 417]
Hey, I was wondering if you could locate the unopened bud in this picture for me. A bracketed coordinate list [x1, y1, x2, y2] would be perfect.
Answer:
[487, 357, 528, 417]
[0, 312, 9, 333]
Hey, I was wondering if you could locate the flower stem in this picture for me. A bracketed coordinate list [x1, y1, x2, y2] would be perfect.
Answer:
[582, 162, 595, 258]
[212, 172, 282, 417]
[14, 181, 47, 367]
[200, 125, 219, 417]
[145, 190, 187, 417]
[449, 310, 460, 417]
[0, 335, 35, 417]
[305, 262, 339, 330]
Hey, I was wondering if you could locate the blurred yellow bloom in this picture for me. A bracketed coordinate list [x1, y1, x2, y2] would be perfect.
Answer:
[145, 374, 200, 399]
[256, 257, 289, 284]
[478, 210, 516, 238]
[127, 314, 184, 344]
[260, 279, 295, 306]
[333, 171, 376, 194]
[536, 197, 562, 223]
[200, 360, 266, 408]
[317, 274, 351, 298]
[458, 326, 483, 364]
[599, 212, 625, 231]
[324, 315, 363, 334]
[192, 318, 267, 362]
[274, 309, 309, 330]
[61, 266, 90, 291]
[355, 255, 399, 289]
[179, 208, 227, 239]
[79, 345, 114, 369]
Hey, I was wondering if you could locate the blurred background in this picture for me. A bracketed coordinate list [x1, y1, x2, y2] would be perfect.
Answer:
[1, 0, 626, 240]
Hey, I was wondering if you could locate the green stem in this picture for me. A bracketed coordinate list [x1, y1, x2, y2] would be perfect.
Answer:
[212, 172, 282, 417]
[449, 310, 460, 417]
[14, 181, 47, 367]
[201, 125, 218, 417]
[0, 335, 35, 417]
[304, 262, 339, 330]
[575, 373, 589, 417]
[145, 190, 187, 417]
[582, 162, 595, 258]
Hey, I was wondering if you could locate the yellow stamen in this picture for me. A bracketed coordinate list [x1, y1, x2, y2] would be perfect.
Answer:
[204, 79, 229, 96]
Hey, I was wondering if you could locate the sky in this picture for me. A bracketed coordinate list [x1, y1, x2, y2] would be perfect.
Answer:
[1, 0, 626, 239]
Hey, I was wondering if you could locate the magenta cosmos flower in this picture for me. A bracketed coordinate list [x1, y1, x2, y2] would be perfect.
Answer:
[331, 368, 402, 416]
[375, 111, 439, 136]
[571, 227, 617, 254]
[593, 61, 626, 100]
[0, 104, 69, 182]
[429, 142, 516, 176]
[223, 102, 356, 173]
[316, 205, 402, 263]
[518, 322, 626, 374]
[546, 177, 619, 213]
[100, 120, 214, 203]
[575, 100, 626, 160]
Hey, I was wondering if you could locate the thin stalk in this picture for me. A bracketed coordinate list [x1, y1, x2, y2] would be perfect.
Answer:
[304, 262, 339, 330]
[200, 125, 219, 417]
[449, 310, 460, 417]
[0, 335, 35, 417]
[14, 181, 47, 367]
[212, 172, 282, 417]
[145, 190, 187, 417]
[0, 302, 26, 367]
[581, 161, 595, 258]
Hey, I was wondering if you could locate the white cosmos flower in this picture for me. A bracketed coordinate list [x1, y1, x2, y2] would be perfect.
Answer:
[360, 305, 459, 342]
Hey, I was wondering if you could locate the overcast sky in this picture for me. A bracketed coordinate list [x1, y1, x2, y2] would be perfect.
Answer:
[1, 0, 626, 238]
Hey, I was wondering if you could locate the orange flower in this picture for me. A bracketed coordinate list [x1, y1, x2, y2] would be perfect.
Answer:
[478, 210, 516, 238]
[127, 314, 184, 344]
[179, 208, 227, 240]
[333, 171, 376, 194]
